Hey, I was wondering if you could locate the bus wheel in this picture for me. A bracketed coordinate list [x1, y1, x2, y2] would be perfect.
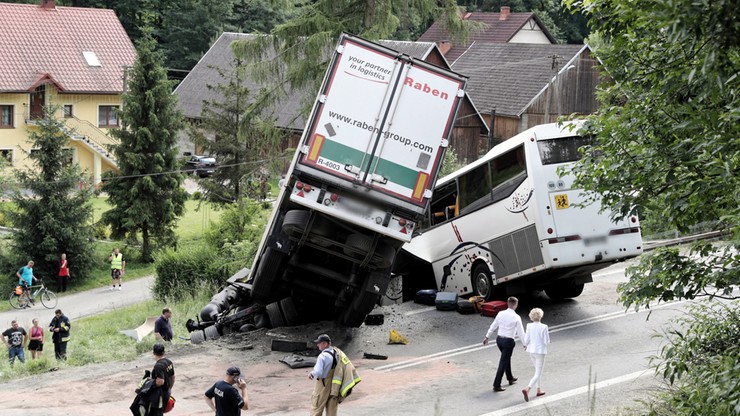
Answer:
[250, 248, 285, 302]
[472, 263, 495, 301]
[545, 283, 584, 300]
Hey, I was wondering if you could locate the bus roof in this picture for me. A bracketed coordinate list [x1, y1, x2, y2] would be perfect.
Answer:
[437, 120, 584, 186]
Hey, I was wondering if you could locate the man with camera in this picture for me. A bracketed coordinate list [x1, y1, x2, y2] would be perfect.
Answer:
[204, 366, 249, 416]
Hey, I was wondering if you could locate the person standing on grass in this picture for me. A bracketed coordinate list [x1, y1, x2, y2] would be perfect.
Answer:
[49, 309, 71, 360]
[108, 247, 125, 291]
[154, 307, 173, 343]
[58, 253, 70, 293]
[2, 320, 27, 365]
[28, 318, 45, 359]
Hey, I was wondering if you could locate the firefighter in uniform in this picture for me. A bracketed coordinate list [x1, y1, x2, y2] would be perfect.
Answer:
[308, 334, 338, 416]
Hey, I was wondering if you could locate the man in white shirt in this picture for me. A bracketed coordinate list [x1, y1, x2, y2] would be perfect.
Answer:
[482, 296, 526, 392]
[308, 334, 337, 415]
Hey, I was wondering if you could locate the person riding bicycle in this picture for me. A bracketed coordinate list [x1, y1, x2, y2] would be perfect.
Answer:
[16, 260, 37, 304]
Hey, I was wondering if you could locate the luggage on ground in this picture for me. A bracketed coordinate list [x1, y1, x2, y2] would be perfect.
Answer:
[456, 299, 476, 314]
[481, 300, 508, 317]
[435, 292, 458, 311]
[414, 289, 438, 306]
[468, 296, 485, 312]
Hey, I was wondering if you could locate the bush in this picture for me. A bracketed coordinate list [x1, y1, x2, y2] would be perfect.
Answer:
[191, 191, 202, 200]
[646, 301, 740, 415]
[152, 246, 229, 301]
[92, 219, 110, 240]
[204, 199, 268, 249]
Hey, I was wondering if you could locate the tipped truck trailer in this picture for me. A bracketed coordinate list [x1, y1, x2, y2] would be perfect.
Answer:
[198, 33, 467, 330]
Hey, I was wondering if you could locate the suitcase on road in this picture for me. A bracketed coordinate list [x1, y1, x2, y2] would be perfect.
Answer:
[435, 292, 458, 311]
[481, 300, 508, 317]
[457, 299, 476, 314]
[414, 289, 438, 306]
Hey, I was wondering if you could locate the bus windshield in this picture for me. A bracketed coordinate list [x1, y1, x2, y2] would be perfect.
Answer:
[537, 136, 594, 165]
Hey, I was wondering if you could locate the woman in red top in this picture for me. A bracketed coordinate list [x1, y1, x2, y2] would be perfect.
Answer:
[58, 253, 70, 293]
[28, 318, 44, 359]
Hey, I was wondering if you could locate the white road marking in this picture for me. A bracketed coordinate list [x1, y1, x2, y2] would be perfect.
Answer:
[478, 370, 650, 416]
[376, 300, 685, 372]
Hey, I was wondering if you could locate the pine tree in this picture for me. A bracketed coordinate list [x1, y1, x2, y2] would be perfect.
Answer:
[189, 58, 286, 204]
[102, 32, 188, 262]
[10, 106, 95, 280]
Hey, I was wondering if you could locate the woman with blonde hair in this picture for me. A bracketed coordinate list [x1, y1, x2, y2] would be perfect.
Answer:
[522, 307, 550, 401]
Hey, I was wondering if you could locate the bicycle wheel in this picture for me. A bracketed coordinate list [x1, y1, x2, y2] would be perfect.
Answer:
[8, 291, 25, 309]
[40, 290, 58, 309]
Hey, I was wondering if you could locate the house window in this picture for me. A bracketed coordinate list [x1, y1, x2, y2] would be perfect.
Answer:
[1, 105, 13, 128]
[98, 105, 119, 128]
[63, 105, 73, 118]
[0, 149, 13, 166]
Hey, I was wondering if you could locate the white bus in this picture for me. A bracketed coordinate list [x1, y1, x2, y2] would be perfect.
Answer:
[394, 121, 643, 301]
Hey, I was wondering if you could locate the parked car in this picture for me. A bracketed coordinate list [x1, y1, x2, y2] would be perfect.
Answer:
[184, 155, 217, 178]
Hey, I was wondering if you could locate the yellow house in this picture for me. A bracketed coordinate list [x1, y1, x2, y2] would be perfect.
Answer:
[0, 0, 136, 184]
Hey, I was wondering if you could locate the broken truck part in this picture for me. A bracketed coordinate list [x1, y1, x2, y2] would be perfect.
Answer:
[195, 33, 467, 337]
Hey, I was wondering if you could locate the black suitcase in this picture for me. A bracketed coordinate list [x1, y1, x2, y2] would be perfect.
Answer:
[457, 299, 476, 314]
[414, 289, 438, 306]
[435, 292, 458, 311]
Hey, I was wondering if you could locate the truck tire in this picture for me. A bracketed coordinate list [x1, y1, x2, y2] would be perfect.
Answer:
[250, 248, 285, 302]
[282, 210, 310, 238]
[340, 292, 380, 327]
[190, 330, 205, 344]
[344, 234, 396, 268]
[266, 301, 285, 328]
[472, 263, 496, 301]
[279, 297, 299, 326]
[545, 283, 585, 300]
[204, 325, 220, 340]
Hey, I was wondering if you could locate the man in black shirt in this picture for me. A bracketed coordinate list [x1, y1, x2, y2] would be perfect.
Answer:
[154, 307, 173, 343]
[149, 343, 175, 416]
[204, 366, 249, 416]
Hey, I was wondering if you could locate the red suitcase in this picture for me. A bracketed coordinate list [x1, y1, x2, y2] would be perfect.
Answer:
[480, 300, 508, 317]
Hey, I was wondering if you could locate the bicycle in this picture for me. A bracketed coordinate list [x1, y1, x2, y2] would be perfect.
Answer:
[9, 279, 58, 309]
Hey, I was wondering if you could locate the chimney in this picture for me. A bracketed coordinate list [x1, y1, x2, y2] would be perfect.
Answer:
[437, 41, 452, 56]
[500, 6, 510, 21]
[40, 0, 56, 9]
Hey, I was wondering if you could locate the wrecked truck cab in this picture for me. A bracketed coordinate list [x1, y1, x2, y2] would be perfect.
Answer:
[196, 33, 466, 335]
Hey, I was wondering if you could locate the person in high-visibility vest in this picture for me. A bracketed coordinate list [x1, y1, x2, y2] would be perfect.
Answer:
[108, 247, 126, 291]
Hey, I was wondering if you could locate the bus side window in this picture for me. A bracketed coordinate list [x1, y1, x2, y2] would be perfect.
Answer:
[490, 146, 526, 204]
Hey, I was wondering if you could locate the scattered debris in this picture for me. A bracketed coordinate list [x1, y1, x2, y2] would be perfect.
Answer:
[363, 313, 384, 326]
[279, 354, 318, 369]
[362, 352, 388, 360]
[271, 339, 308, 352]
[118, 316, 158, 341]
[388, 329, 409, 345]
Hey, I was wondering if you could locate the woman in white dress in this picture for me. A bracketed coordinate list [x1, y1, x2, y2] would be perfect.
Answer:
[522, 307, 550, 401]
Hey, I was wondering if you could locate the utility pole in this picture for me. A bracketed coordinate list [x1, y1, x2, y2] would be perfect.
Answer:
[543, 55, 561, 123]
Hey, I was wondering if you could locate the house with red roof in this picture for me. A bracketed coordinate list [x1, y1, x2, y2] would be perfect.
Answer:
[0, 0, 136, 184]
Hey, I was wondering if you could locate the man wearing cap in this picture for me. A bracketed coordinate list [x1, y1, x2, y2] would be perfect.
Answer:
[149, 343, 175, 416]
[308, 334, 338, 416]
[204, 366, 249, 416]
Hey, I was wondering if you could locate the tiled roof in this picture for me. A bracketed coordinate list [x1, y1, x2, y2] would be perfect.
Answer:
[0, 2, 136, 93]
[418, 12, 556, 63]
[174, 34, 447, 130]
[451, 42, 587, 116]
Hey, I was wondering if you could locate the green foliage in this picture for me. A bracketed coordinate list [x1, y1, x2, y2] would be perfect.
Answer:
[152, 246, 227, 301]
[8, 106, 95, 280]
[204, 199, 269, 249]
[439, 146, 466, 178]
[191, 191, 202, 200]
[102, 32, 188, 263]
[645, 302, 740, 415]
[188, 58, 287, 204]
[565, 0, 740, 308]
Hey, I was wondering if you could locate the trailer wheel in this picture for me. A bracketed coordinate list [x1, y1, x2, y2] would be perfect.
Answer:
[545, 283, 585, 300]
[340, 291, 380, 327]
[282, 210, 310, 238]
[472, 263, 496, 301]
[190, 330, 205, 344]
[250, 248, 285, 302]
[204, 325, 220, 340]
[344, 234, 396, 268]
[266, 301, 285, 328]
[279, 297, 299, 326]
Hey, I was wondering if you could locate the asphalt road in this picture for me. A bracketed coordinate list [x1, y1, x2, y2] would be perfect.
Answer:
[0, 275, 154, 330]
